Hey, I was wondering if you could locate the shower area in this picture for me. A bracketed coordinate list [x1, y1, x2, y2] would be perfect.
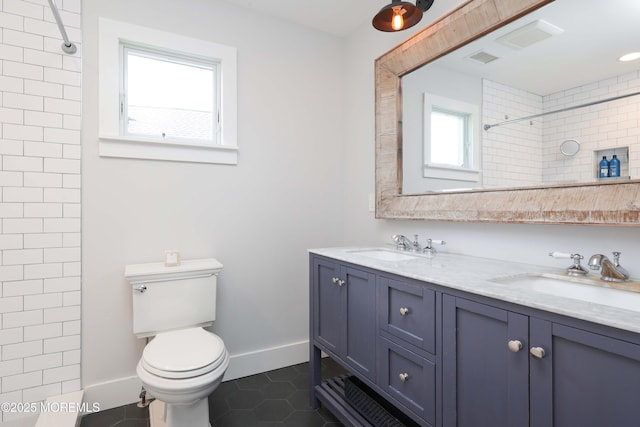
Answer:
[0, 0, 83, 425]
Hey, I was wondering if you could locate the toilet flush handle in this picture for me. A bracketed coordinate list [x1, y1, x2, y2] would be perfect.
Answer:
[133, 284, 147, 293]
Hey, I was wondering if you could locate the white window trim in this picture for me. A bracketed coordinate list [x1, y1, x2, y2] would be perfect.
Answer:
[98, 18, 237, 164]
[423, 93, 481, 182]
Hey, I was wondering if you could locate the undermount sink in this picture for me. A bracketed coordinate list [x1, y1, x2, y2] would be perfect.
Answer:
[346, 249, 421, 262]
[491, 273, 640, 312]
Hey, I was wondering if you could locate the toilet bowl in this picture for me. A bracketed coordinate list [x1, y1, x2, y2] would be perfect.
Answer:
[136, 328, 229, 427]
[126, 258, 228, 427]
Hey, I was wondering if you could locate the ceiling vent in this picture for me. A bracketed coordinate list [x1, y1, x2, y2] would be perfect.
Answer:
[496, 19, 564, 49]
[467, 50, 499, 64]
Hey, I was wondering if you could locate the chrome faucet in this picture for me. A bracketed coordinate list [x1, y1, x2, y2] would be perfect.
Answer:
[392, 234, 411, 251]
[588, 252, 630, 282]
[549, 252, 588, 276]
[392, 234, 421, 252]
[392, 234, 446, 254]
[423, 238, 446, 255]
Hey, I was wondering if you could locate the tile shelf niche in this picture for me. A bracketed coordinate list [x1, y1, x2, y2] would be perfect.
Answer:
[595, 147, 630, 181]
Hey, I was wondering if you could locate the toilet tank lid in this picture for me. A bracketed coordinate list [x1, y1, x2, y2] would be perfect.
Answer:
[125, 258, 223, 279]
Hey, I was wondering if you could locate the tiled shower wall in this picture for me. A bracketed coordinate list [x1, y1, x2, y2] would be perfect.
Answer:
[483, 69, 640, 188]
[0, 0, 81, 423]
[482, 79, 543, 188]
[541, 69, 640, 183]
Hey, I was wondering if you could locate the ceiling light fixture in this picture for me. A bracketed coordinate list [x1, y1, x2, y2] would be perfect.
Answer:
[373, 0, 434, 32]
[619, 52, 640, 62]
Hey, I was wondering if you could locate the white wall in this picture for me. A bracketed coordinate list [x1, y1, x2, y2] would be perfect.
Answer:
[0, 0, 82, 423]
[341, 3, 640, 274]
[81, 0, 345, 409]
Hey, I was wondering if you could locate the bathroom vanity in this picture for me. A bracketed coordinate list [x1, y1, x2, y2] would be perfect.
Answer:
[309, 248, 640, 427]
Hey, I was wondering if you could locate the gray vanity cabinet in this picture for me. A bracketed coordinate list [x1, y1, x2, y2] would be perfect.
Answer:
[443, 295, 640, 427]
[442, 296, 529, 427]
[311, 252, 640, 427]
[529, 318, 640, 427]
[311, 256, 376, 381]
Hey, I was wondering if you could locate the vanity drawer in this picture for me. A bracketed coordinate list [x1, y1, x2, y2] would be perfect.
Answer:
[378, 337, 436, 426]
[379, 276, 436, 354]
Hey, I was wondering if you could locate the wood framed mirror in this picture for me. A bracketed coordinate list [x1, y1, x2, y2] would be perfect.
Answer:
[375, 0, 640, 225]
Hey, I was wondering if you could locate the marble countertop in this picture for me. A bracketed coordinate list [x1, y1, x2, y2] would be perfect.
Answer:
[309, 246, 640, 334]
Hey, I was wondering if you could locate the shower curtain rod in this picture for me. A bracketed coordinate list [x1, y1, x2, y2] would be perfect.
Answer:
[47, 0, 77, 54]
[484, 90, 640, 131]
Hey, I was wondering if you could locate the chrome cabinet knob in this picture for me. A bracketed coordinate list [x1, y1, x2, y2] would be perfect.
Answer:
[507, 340, 523, 353]
[399, 307, 410, 316]
[530, 346, 546, 359]
[332, 277, 339, 284]
[337, 279, 345, 287]
[133, 284, 147, 293]
[399, 373, 409, 382]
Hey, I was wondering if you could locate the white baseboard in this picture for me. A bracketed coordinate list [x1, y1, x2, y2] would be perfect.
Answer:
[223, 339, 309, 381]
[82, 340, 310, 412]
[82, 375, 143, 414]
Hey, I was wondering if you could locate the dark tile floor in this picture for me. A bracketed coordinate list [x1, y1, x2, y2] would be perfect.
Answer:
[80, 358, 346, 427]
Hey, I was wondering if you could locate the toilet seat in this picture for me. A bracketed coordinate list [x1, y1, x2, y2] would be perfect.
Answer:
[141, 327, 226, 379]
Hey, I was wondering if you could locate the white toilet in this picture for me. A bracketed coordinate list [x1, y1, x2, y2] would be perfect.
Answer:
[125, 258, 229, 427]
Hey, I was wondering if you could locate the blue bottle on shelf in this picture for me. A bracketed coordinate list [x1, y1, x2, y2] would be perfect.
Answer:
[599, 156, 609, 178]
[609, 154, 620, 177]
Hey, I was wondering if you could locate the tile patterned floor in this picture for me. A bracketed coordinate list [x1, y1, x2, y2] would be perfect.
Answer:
[80, 358, 346, 427]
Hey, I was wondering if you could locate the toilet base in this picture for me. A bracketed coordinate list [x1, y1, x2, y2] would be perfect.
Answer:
[149, 399, 211, 427]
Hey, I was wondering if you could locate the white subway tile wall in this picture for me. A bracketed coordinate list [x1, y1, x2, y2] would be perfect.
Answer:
[482, 79, 544, 188]
[0, 0, 82, 422]
[483, 70, 640, 188]
[541, 69, 640, 183]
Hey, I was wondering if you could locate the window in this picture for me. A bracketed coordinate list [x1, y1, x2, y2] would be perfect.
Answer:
[122, 45, 219, 144]
[98, 18, 237, 164]
[430, 108, 472, 168]
[423, 93, 480, 182]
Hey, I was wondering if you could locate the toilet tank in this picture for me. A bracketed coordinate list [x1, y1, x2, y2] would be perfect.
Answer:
[126, 258, 223, 337]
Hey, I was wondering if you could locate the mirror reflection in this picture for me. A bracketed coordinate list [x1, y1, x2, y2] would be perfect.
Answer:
[402, 0, 640, 194]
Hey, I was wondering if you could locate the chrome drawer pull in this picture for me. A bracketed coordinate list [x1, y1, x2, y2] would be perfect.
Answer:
[399, 307, 410, 316]
[399, 373, 409, 382]
[507, 340, 523, 353]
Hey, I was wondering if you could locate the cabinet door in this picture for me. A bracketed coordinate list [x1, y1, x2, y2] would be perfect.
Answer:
[343, 265, 377, 380]
[530, 318, 640, 427]
[443, 296, 529, 427]
[312, 257, 343, 354]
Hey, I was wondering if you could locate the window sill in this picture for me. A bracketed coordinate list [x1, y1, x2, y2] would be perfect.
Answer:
[99, 135, 238, 165]
[424, 164, 480, 182]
